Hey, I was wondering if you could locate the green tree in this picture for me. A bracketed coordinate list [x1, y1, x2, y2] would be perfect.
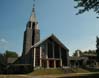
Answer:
[83, 50, 96, 54]
[96, 36, 99, 62]
[5, 50, 18, 58]
[74, 0, 99, 18]
[73, 49, 82, 57]
[0, 53, 6, 74]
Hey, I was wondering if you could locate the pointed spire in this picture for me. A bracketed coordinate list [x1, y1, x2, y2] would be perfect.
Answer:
[29, 7, 37, 23]
[29, 0, 39, 29]
[29, 0, 37, 23]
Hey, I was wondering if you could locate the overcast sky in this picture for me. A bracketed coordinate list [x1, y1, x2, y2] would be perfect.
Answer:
[0, 0, 99, 56]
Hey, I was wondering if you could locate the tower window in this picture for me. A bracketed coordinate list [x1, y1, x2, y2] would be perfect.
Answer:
[32, 22, 35, 29]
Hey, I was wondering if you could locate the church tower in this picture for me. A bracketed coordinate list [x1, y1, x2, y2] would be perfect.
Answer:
[22, 6, 40, 56]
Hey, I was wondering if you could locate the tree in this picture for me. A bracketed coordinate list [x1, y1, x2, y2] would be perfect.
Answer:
[83, 50, 96, 54]
[5, 50, 18, 58]
[0, 51, 18, 74]
[74, 0, 99, 18]
[96, 36, 99, 62]
[73, 49, 82, 57]
[0, 53, 6, 74]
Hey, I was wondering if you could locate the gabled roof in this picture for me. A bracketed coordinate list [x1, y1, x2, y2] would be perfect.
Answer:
[32, 34, 69, 51]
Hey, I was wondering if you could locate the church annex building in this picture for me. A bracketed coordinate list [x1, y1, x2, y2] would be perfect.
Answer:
[20, 5, 69, 70]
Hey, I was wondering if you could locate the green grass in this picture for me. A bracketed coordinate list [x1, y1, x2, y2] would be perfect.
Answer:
[29, 68, 65, 75]
[0, 72, 99, 78]
[0, 68, 99, 78]
[28, 68, 91, 76]
[0, 75, 32, 78]
[83, 67, 99, 72]
[71, 68, 90, 73]
[0, 69, 99, 78]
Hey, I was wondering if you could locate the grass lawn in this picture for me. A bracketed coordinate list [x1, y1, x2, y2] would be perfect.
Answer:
[28, 68, 65, 75]
[0, 75, 32, 78]
[0, 68, 99, 78]
[70, 68, 90, 73]
[28, 68, 98, 76]
[0, 72, 99, 78]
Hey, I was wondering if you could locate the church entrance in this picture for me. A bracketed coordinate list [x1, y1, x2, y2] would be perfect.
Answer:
[49, 60, 54, 68]
[42, 60, 47, 68]
[56, 60, 60, 67]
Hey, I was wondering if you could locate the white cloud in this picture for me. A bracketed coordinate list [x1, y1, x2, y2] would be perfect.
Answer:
[0, 38, 8, 51]
[0, 38, 8, 43]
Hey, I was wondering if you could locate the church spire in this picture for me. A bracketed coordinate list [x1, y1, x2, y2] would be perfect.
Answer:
[29, 6, 37, 23]
[29, 0, 39, 29]
[22, 0, 40, 56]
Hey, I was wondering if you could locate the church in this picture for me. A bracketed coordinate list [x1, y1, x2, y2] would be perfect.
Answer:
[21, 5, 69, 70]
